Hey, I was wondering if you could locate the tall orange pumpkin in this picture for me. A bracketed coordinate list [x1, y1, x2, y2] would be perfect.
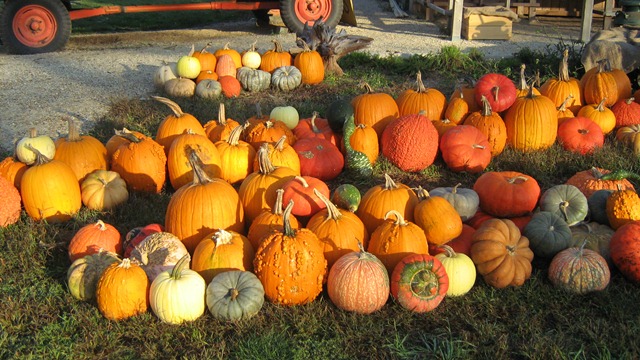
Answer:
[54, 119, 108, 183]
[153, 96, 206, 155]
[463, 95, 507, 156]
[251, 135, 301, 175]
[396, 71, 446, 121]
[215, 125, 257, 184]
[351, 83, 399, 138]
[192, 43, 217, 71]
[540, 49, 583, 114]
[293, 41, 324, 85]
[514, 64, 541, 98]
[503, 87, 558, 152]
[580, 59, 632, 107]
[110, 132, 167, 194]
[167, 129, 222, 190]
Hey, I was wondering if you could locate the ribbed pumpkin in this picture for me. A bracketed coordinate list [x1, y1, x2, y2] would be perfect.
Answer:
[548, 242, 610, 294]
[0, 156, 27, 189]
[473, 171, 540, 218]
[463, 94, 507, 156]
[271, 65, 302, 91]
[128, 232, 190, 282]
[474, 72, 517, 113]
[307, 189, 369, 268]
[153, 96, 206, 155]
[367, 210, 429, 274]
[380, 111, 439, 172]
[503, 87, 558, 152]
[260, 39, 292, 73]
[327, 243, 389, 314]
[565, 167, 635, 198]
[434, 245, 476, 296]
[214, 42, 242, 68]
[293, 112, 339, 146]
[540, 49, 583, 114]
[253, 200, 327, 305]
[396, 71, 446, 121]
[390, 253, 448, 312]
[20, 146, 81, 223]
[246, 188, 300, 250]
[67, 250, 119, 301]
[515, 64, 541, 98]
[356, 173, 419, 235]
[557, 116, 604, 155]
[206, 270, 265, 321]
[606, 186, 640, 230]
[80, 170, 129, 211]
[523, 211, 572, 258]
[215, 125, 256, 185]
[204, 103, 241, 143]
[251, 135, 301, 175]
[149, 255, 206, 324]
[609, 220, 640, 283]
[612, 97, 640, 128]
[580, 58, 632, 107]
[215, 54, 238, 78]
[577, 98, 617, 135]
[165, 151, 245, 254]
[539, 184, 589, 226]
[96, 258, 149, 320]
[167, 129, 221, 190]
[293, 40, 324, 85]
[237, 66, 271, 92]
[238, 143, 297, 223]
[348, 123, 378, 165]
[0, 175, 21, 228]
[68, 220, 122, 262]
[429, 184, 479, 222]
[293, 137, 344, 181]
[191, 229, 255, 284]
[413, 187, 463, 247]
[351, 83, 399, 138]
[470, 219, 534, 288]
[54, 119, 107, 183]
[438, 125, 492, 173]
[444, 87, 470, 124]
[110, 131, 167, 193]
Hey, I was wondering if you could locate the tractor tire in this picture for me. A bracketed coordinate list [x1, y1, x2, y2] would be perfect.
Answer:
[1, 0, 71, 54]
[279, 0, 343, 34]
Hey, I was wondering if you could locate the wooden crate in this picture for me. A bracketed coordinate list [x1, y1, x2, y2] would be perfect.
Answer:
[462, 13, 513, 40]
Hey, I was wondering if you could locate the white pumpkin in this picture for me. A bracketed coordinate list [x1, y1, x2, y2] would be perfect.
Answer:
[434, 245, 476, 296]
[129, 232, 190, 282]
[67, 250, 119, 301]
[15, 128, 56, 165]
[241, 42, 262, 69]
[270, 105, 299, 129]
[153, 62, 177, 89]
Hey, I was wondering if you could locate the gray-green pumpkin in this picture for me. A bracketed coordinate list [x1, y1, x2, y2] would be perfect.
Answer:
[429, 183, 479, 222]
[206, 270, 265, 321]
[237, 67, 271, 92]
[587, 189, 613, 226]
[195, 79, 222, 99]
[523, 211, 572, 258]
[539, 184, 588, 226]
[568, 222, 614, 265]
[271, 66, 302, 91]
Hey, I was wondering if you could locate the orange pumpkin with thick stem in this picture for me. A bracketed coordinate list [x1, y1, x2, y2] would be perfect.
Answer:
[191, 229, 255, 284]
[504, 86, 558, 152]
[54, 119, 108, 183]
[293, 111, 339, 146]
[192, 43, 217, 71]
[540, 49, 583, 114]
[245, 118, 296, 149]
[251, 135, 300, 175]
[450, 78, 479, 113]
[293, 40, 324, 85]
[253, 200, 327, 305]
[167, 129, 221, 190]
[68, 220, 122, 262]
[247, 188, 300, 250]
[260, 39, 292, 73]
[577, 98, 617, 135]
[515, 64, 541, 98]
[396, 71, 446, 121]
[153, 96, 206, 155]
[565, 167, 635, 198]
[110, 131, 167, 194]
[580, 58, 632, 107]
[473, 171, 540, 218]
[215, 125, 256, 184]
[204, 103, 241, 143]
[0, 156, 27, 190]
[413, 187, 463, 246]
[463, 95, 507, 156]
[474, 72, 517, 113]
[351, 83, 399, 138]
[96, 258, 149, 321]
[105, 128, 148, 163]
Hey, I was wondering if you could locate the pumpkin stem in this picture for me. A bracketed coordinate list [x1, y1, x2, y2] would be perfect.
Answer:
[273, 188, 285, 216]
[230, 288, 240, 301]
[214, 229, 234, 246]
[415, 71, 427, 93]
[507, 176, 529, 184]
[170, 254, 191, 279]
[275, 135, 287, 151]
[313, 188, 342, 221]
[271, 38, 284, 53]
[472, 144, 486, 149]
[440, 244, 456, 258]
[480, 95, 493, 116]
[294, 175, 309, 188]
[595, 98, 608, 112]
[362, 82, 374, 94]
[518, 64, 528, 91]
[492, 86, 500, 102]
[559, 49, 570, 82]
[218, 103, 227, 125]
[152, 96, 186, 117]
[557, 94, 574, 111]
[188, 43, 195, 56]
[227, 125, 244, 147]
[452, 183, 461, 194]
[116, 130, 142, 144]
[24, 144, 52, 166]
[310, 112, 320, 133]
[282, 199, 296, 237]
[414, 186, 431, 201]
[95, 220, 107, 231]
[257, 143, 276, 175]
[384, 209, 407, 226]
[186, 147, 213, 185]
[590, 167, 605, 179]
[119, 258, 133, 269]
[383, 173, 399, 190]
[559, 200, 571, 223]
[627, 97, 635, 105]
[65, 118, 82, 142]
[27, 127, 39, 138]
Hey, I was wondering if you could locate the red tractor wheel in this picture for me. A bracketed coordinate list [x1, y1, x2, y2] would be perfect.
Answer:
[1, 0, 71, 54]
[279, 0, 343, 34]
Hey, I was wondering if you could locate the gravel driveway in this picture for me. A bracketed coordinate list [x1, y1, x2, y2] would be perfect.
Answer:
[0, 0, 587, 152]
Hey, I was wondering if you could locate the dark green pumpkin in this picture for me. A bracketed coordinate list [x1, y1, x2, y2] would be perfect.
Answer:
[587, 189, 614, 226]
[326, 98, 354, 134]
[523, 211, 572, 258]
[237, 67, 271, 92]
[331, 183, 361, 212]
[539, 184, 588, 226]
[390, 253, 449, 313]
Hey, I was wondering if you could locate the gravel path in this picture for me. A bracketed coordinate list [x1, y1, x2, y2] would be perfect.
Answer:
[0, 0, 587, 152]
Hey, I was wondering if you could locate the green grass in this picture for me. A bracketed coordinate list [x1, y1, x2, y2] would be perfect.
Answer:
[2, 48, 640, 359]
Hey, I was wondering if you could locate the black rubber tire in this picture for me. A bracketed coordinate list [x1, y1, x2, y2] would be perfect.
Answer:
[279, 0, 343, 34]
[252, 9, 271, 28]
[0, 0, 71, 54]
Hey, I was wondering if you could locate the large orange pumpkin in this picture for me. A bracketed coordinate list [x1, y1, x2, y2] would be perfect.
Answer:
[260, 39, 293, 73]
[251, 135, 300, 175]
[293, 40, 324, 85]
[204, 103, 241, 143]
[438, 125, 492, 173]
[96, 258, 149, 320]
[577, 98, 617, 135]
[413, 187, 463, 246]
[540, 49, 583, 114]
[473, 171, 540, 218]
[380, 111, 439, 172]
[395, 71, 446, 121]
[110, 132, 167, 194]
[580, 58, 632, 107]
[167, 129, 221, 190]
[54, 119, 108, 183]
[246, 188, 301, 250]
[215, 125, 256, 185]
[503, 87, 558, 152]
[351, 83, 399, 138]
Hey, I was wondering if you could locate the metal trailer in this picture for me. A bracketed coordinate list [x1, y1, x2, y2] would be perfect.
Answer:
[0, 0, 349, 54]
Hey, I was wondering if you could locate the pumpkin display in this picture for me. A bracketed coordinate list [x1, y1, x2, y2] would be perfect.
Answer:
[577, 98, 617, 135]
[609, 221, 640, 283]
[293, 112, 339, 146]
[522, 211, 572, 258]
[463, 95, 507, 156]
[215, 54, 237, 78]
[307, 189, 369, 268]
[356, 173, 419, 235]
[149, 255, 206, 324]
[206, 270, 265, 321]
[215, 125, 257, 184]
[0, 156, 27, 189]
[270, 105, 300, 130]
[214, 42, 242, 68]
[390, 253, 449, 313]
[260, 39, 292, 73]
[367, 210, 429, 274]
[95, 258, 149, 321]
[281, 175, 330, 218]
[204, 103, 241, 143]
[246, 188, 301, 250]
[54, 119, 108, 183]
[548, 242, 610, 294]
[606, 186, 640, 230]
[556, 116, 604, 155]
[470, 219, 534, 288]
[413, 187, 463, 246]
[331, 183, 361, 213]
[569, 222, 614, 265]
[429, 183, 479, 222]
[167, 129, 222, 190]
[503, 86, 558, 152]
[67, 250, 119, 301]
[20, 146, 82, 223]
[218, 76, 242, 98]
[515, 64, 541, 97]
[0, 175, 21, 228]
[611, 97, 640, 128]
[351, 83, 399, 138]
[110, 131, 167, 194]
[239, 143, 297, 223]
[580, 58, 632, 107]
[271, 65, 302, 91]
[253, 200, 327, 305]
[343, 115, 374, 177]
[165, 151, 245, 254]
[327, 244, 389, 314]
[293, 137, 344, 181]
[473, 171, 540, 218]
[380, 111, 439, 172]
[128, 232, 190, 282]
[434, 245, 476, 296]
[15, 128, 56, 165]
[294, 40, 324, 85]
[195, 79, 222, 99]
[395, 71, 446, 121]
[474, 72, 517, 113]
[540, 49, 583, 113]
[438, 125, 492, 173]
[539, 184, 589, 226]
[68, 220, 122, 263]
[251, 135, 300, 175]
[153, 96, 206, 155]
[80, 170, 129, 211]
[191, 229, 254, 284]
[565, 167, 635, 198]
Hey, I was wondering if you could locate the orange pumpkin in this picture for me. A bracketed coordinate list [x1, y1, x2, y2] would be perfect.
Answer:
[463, 94, 507, 156]
[191, 229, 255, 284]
[473, 171, 540, 218]
[396, 71, 446, 121]
[215, 125, 256, 185]
[514, 64, 541, 98]
[540, 49, 583, 114]
[260, 39, 293, 73]
[110, 132, 167, 194]
[0, 156, 27, 189]
[105, 128, 148, 163]
[245, 119, 296, 149]
[96, 258, 149, 321]
[611, 97, 640, 128]
[351, 83, 399, 138]
[556, 95, 577, 125]
[556, 116, 604, 155]
[413, 187, 463, 246]
[218, 76, 242, 98]
[438, 125, 492, 173]
[68, 220, 122, 262]
[192, 43, 217, 71]
[251, 135, 301, 175]
[213, 42, 242, 68]
[565, 167, 635, 198]
[54, 119, 108, 183]
[246, 188, 301, 250]
[577, 98, 617, 135]
[444, 87, 470, 124]
[348, 123, 378, 165]
[153, 96, 206, 155]
[293, 40, 324, 85]
[204, 103, 241, 143]
[167, 129, 222, 190]
[380, 111, 439, 172]
[581, 58, 632, 107]
[503, 87, 558, 152]
[0, 175, 21, 228]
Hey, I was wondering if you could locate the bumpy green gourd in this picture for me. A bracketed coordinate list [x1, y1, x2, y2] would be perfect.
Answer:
[343, 115, 373, 177]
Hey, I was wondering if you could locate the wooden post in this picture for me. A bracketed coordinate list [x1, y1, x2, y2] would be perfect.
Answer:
[580, 0, 594, 43]
[603, 0, 615, 29]
[451, 0, 463, 41]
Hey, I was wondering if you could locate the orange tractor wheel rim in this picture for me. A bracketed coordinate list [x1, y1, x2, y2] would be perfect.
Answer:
[294, 0, 332, 24]
[13, 5, 58, 48]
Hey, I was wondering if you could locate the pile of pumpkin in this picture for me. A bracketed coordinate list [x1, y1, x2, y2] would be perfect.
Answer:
[2, 48, 640, 323]
[154, 40, 324, 99]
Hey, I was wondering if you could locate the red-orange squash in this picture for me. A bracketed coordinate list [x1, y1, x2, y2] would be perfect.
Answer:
[390, 253, 449, 313]
[610, 221, 640, 283]
[473, 171, 540, 218]
[439, 125, 492, 173]
[68, 220, 122, 262]
[380, 111, 439, 172]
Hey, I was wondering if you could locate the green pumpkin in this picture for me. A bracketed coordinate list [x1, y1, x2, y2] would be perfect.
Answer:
[343, 114, 373, 178]
[271, 66, 301, 91]
[429, 183, 479, 222]
[206, 270, 264, 322]
[331, 183, 361, 212]
[587, 189, 613, 226]
[326, 98, 354, 134]
[568, 222, 614, 265]
[237, 67, 271, 92]
[67, 250, 119, 301]
[523, 211, 572, 258]
[539, 184, 588, 226]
